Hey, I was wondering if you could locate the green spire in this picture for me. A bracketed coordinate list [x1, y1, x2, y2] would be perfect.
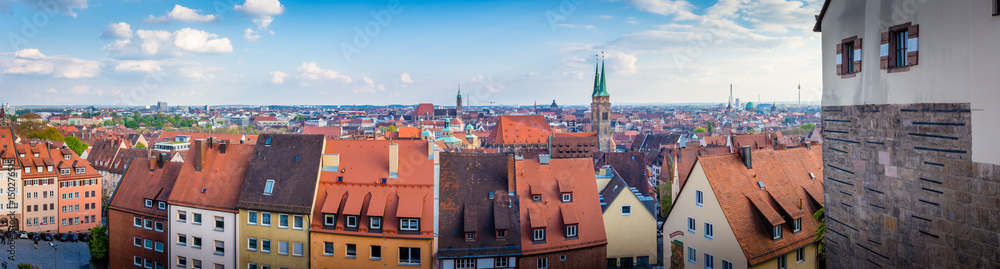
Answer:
[457, 84, 462, 98]
[592, 58, 601, 96]
[594, 57, 609, 97]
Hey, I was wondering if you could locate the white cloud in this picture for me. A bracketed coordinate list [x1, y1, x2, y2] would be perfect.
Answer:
[619, 0, 698, 20]
[604, 51, 638, 74]
[100, 22, 133, 40]
[44, 88, 57, 93]
[114, 60, 162, 72]
[244, 28, 261, 42]
[269, 71, 287, 84]
[143, 5, 219, 24]
[178, 65, 224, 82]
[234, 0, 284, 29]
[18, 0, 88, 17]
[296, 62, 351, 83]
[2, 49, 99, 78]
[598, 15, 614, 19]
[400, 72, 414, 83]
[103, 28, 233, 58]
[556, 24, 595, 29]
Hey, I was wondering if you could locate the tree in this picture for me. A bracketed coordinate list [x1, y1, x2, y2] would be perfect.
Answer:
[706, 121, 714, 132]
[65, 137, 89, 155]
[88, 225, 109, 267]
[27, 127, 64, 141]
[658, 182, 672, 218]
[813, 202, 826, 262]
[693, 127, 707, 133]
[135, 142, 146, 149]
[801, 123, 817, 132]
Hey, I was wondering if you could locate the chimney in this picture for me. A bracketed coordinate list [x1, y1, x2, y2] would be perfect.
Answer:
[740, 146, 752, 169]
[148, 154, 156, 171]
[388, 143, 398, 175]
[219, 142, 227, 154]
[158, 153, 167, 169]
[507, 155, 516, 195]
[207, 137, 215, 149]
[194, 139, 206, 171]
[427, 140, 434, 160]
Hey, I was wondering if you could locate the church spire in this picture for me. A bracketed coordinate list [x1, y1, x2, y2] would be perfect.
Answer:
[594, 52, 609, 97]
[592, 54, 601, 96]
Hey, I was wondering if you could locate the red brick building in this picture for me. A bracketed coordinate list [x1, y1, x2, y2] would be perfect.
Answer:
[108, 155, 182, 269]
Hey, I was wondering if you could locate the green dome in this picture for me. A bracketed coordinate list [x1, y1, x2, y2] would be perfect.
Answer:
[745, 102, 755, 109]
[421, 129, 432, 136]
[465, 124, 474, 130]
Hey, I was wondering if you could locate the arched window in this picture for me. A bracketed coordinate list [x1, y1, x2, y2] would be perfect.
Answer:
[602, 112, 609, 120]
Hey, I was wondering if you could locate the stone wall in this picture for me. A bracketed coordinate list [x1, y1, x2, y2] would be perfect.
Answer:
[822, 103, 1000, 268]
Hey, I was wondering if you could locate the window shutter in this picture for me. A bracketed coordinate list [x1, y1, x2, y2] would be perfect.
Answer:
[907, 24, 919, 66]
[836, 43, 843, 75]
[853, 38, 862, 72]
[880, 32, 890, 69]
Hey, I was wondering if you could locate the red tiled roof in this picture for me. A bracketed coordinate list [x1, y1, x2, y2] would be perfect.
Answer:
[17, 144, 57, 179]
[302, 126, 342, 139]
[516, 157, 607, 255]
[110, 158, 182, 218]
[397, 126, 421, 139]
[168, 143, 254, 212]
[413, 103, 435, 117]
[487, 115, 553, 145]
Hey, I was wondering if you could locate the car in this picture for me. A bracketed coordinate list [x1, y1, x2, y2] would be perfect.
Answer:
[41, 233, 54, 241]
[77, 233, 90, 242]
[28, 233, 40, 241]
[5, 231, 16, 239]
[17, 232, 27, 239]
[55, 233, 70, 241]
[69, 234, 79, 242]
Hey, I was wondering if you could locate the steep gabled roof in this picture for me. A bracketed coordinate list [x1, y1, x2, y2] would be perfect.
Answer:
[110, 158, 182, 218]
[516, 157, 607, 255]
[169, 142, 254, 212]
[487, 115, 553, 146]
[438, 153, 521, 258]
[237, 134, 325, 214]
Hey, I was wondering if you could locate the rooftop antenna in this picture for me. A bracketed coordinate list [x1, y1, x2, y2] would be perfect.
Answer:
[798, 82, 801, 106]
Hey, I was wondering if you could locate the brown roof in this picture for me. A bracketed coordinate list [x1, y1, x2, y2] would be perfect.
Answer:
[697, 147, 824, 265]
[487, 115, 553, 146]
[598, 152, 652, 197]
[0, 127, 19, 167]
[237, 134, 325, 214]
[110, 157, 182, 218]
[438, 153, 522, 258]
[17, 144, 57, 179]
[301, 126, 342, 139]
[516, 157, 607, 255]
[168, 142, 254, 212]
[51, 148, 100, 180]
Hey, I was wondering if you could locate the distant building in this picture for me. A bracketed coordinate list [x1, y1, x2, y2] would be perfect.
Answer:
[157, 101, 169, 112]
[108, 155, 181, 269]
[51, 147, 102, 233]
[591, 59, 613, 152]
[17, 143, 58, 232]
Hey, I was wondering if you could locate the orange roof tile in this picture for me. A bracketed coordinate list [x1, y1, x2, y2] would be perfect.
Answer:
[366, 190, 391, 217]
[560, 204, 579, 225]
[516, 158, 607, 255]
[321, 189, 346, 214]
[487, 115, 553, 145]
[168, 142, 253, 212]
[396, 189, 425, 218]
[343, 190, 366, 215]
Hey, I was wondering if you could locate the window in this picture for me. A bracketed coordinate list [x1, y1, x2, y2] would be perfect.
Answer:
[399, 247, 421, 265]
[193, 237, 202, 249]
[134, 217, 142, 227]
[177, 256, 187, 268]
[346, 216, 358, 228]
[192, 259, 202, 269]
[532, 195, 541, 202]
[261, 239, 271, 253]
[323, 242, 334, 256]
[399, 218, 418, 230]
[777, 255, 787, 269]
[893, 29, 908, 68]
[293, 242, 303, 257]
[145, 239, 154, 250]
[369, 217, 381, 229]
[134, 237, 142, 247]
[248, 238, 258, 251]
[323, 214, 335, 226]
[215, 216, 225, 231]
[688, 247, 697, 263]
[796, 248, 805, 263]
[158, 202, 166, 210]
[145, 219, 154, 229]
[264, 180, 274, 195]
[371, 245, 381, 260]
[561, 193, 572, 202]
[695, 190, 704, 206]
[278, 214, 288, 228]
[705, 222, 714, 239]
[293, 215, 303, 229]
[536, 257, 548, 269]
[688, 217, 696, 233]
[345, 243, 356, 258]
[456, 259, 476, 268]
[279, 241, 289, 255]
[793, 218, 801, 233]
[565, 225, 578, 237]
[155, 242, 164, 252]
[178, 211, 187, 222]
[134, 256, 142, 266]
[621, 205, 631, 215]
[722, 260, 733, 269]
[465, 232, 476, 240]
[248, 211, 257, 225]
[704, 253, 714, 269]
[496, 229, 507, 239]
[248, 263, 257, 269]
[773, 225, 782, 240]
[193, 213, 202, 224]
[495, 257, 508, 267]
[178, 234, 187, 246]
[995, 0, 1000, 16]
[60, 169, 70, 175]
[532, 228, 545, 242]
[155, 221, 164, 232]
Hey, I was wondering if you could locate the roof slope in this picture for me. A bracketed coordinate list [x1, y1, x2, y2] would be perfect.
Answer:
[238, 134, 325, 214]
[301, 126, 342, 139]
[698, 147, 824, 265]
[438, 153, 521, 258]
[17, 143, 57, 179]
[516, 157, 607, 255]
[599, 152, 652, 197]
[169, 142, 253, 212]
[598, 167, 655, 216]
[0, 127, 19, 168]
[110, 158, 182, 218]
[487, 115, 553, 146]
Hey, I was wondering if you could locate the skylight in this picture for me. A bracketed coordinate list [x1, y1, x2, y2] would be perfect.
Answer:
[757, 181, 765, 189]
[264, 179, 275, 195]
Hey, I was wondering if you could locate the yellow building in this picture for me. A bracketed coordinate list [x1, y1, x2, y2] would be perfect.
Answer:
[236, 134, 326, 269]
[598, 167, 659, 269]
[308, 233, 434, 269]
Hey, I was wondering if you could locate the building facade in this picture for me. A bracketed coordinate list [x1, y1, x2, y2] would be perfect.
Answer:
[591, 59, 613, 153]
[598, 168, 658, 269]
[815, 0, 1000, 267]
[108, 156, 181, 269]
[17, 143, 58, 232]
[51, 148, 102, 233]
[0, 127, 21, 231]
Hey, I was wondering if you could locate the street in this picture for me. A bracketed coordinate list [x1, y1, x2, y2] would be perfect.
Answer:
[0, 238, 91, 269]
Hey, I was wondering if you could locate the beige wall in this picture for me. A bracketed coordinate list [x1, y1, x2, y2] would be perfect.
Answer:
[238, 209, 311, 269]
[662, 161, 747, 269]
[603, 187, 658, 267]
[750, 243, 819, 269]
[819, 0, 1000, 165]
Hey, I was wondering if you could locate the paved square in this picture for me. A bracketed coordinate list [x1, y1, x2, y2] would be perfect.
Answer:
[0, 238, 91, 269]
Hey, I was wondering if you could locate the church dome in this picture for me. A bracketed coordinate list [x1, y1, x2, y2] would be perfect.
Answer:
[745, 102, 755, 109]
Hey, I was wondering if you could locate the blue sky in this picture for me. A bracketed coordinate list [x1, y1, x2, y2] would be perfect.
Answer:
[0, 0, 823, 107]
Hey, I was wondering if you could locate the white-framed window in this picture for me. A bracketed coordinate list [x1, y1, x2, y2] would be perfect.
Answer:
[279, 241, 289, 255]
[248, 211, 257, 225]
[704, 253, 714, 269]
[177, 256, 187, 268]
[75, 167, 85, 174]
[144, 239, 153, 250]
[323, 242, 334, 256]
[695, 190, 704, 206]
[705, 222, 713, 239]
[456, 258, 476, 268]
[248, 263, 257, 269]
[793, 218, 801, 233]
[346, 215, 358, 228]
[688, 247, 697, 263]
[778, 255, 787, 269]
[773, 225, 783, 240]
[261, 212, 271, 226]
[261, 239, 271, 253]
[192, 259, 201, 269]
[155, 242, 164, 252]
[399, 247, 421, 265]
[278, 214, 289, 228]
[193, 237, 202, 249]
[155, 221, 164, 232]
[532, 195, 541, 202]
[400, 218, 418, 230]
[134, 237, 142, 247]
[264, 179, 274, 195]
[177, 234, 187, 246]
[145, 219, 154, 230]
[370, 217, 381, 229]
[688, 217, 696, 233]
[371, 245, 382, 260]
[345, 243, 355, 258]
[796, 248, 805, 263]
[561, 193, 572, 202]
[158, 202, 166, 210]
[177, 210, 187, 222]
[134, 256, 142, 266]
[621, 205, 631, 215]
[565, 225, 578, 237]
[532, 228, 545, 241]
[145, 199, 153, 208]
[214, 240, 225, 255]
[722, 260, 733, 269]
[495, 257, 509, 267]
[293, 215, 304, 230]
[323, 214, 335, 226]
[60, 169, 70, 176]
[536, 257, 548, 269]
[248, 238, 258, 251]
[496, 229, 507, 239]
[214, 216, 225, 231]
[293, 242, 303, 257]
[193, 213, 202, 224]
[134, 217, 142, 227]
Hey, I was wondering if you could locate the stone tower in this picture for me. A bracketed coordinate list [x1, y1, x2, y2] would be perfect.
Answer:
[456, 85, 463, 119]
[591, 57, 612, 152]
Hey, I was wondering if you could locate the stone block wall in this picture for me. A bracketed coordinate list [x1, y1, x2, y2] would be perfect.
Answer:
[822, 103, 1000, 268]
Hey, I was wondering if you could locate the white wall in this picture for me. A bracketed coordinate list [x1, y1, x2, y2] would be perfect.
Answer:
[663, 161, 748, 269]
[820, 0, 1000, 165]
[169, 205, 237, 269]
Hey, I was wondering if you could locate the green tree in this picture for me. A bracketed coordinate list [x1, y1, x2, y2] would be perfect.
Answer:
[135, 142, 146, 149]
[693, 127, 707, 133]
[801, 123, 817, 132]
[88, 225, 110, 267]
[293, 115, 305, 121]
[27, 127, 64, 141]
[814, 203, 826, 262]
[65, 137, 89, 155]
[658, 182, 672, 217]
[707, 121, 714, 132]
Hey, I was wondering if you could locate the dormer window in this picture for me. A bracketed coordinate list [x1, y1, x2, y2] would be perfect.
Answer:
[33, 153, 38, 158]
[532, 195, 541, 202]
[23, 167, 29, 174]
[158, 202, 166, 210]
[532, 228, 546, 242]
[75, 167, 85, 174]
[19, 154, 24, 158]
[47, 166, 53, 172]
[400, 218, 419, 231]
[36, 166, 42, 173]
[772, 225, 783, 240]
[144, 199, 153, 208]
[496, 229, 507, 239]
[60, 169, 70, 176]
[565, 225, 578, 238]
[323, 214, 335, 226]
[346, 216, 358, 228]
[369, 217, 382, 230]
[793, 218, 801, 233]
[64, 155, 70, 160]
[263, 179, 274, 195]
[561, 193, 572, 203]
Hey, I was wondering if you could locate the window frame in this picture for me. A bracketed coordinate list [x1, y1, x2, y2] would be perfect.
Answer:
[687, 217, 696, 233]
[773, 225, 783, 240]
[346, 215, 358, 228]
[398, 247, 421, 265]
[293, 215, 304, 230]
[371, 245, 382, 260]
[688, 247, 697, 264]
[278, 214, 289, 229]
[532, 228, 546, 242]
[248, 211, 258, 225]
[369, 216, 382, 230]
[323, 242, 334, 256]
[264, 179, 274, 195]
[345, 243, 356, 258]
[323, 214, 335, 226]
[796, 248, 805, 263]
[537, 257, 548, 269]
[778, 255, 787, 269]
[695, 190, 703, 206]
[561, 193, 572, 202]
[248, 237, 258, 251]
[705, 222, 714, 239]
[565, 224, 578, 238]
[261, 239, 271, 253]
[399, 218, 419, 231]
[793, 218, 802, 233]
[177, 234, 187, 246]
[621, 205, 631, 215]
[261, 212, 271, 226]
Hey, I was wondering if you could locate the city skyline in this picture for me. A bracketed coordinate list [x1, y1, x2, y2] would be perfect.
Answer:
[1, 0, 823, 106]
